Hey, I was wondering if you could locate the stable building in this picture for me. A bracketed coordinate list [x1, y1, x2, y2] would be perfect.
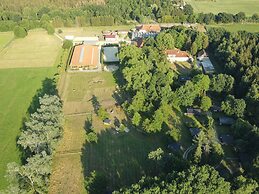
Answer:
[165, 49, 193, 63]
[70, 44, 100, 70]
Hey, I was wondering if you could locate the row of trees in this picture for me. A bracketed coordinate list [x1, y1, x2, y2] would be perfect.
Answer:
[3, 93, 63, 193]
[115, 165, 258, 193]
[0, 0, 258, 32]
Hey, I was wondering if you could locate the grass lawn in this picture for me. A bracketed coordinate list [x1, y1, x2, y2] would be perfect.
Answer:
[171, 62, 192, 75]
[0, 29, 61, 69]
[185, 0, 259, 16]
[50, 71, 167, 193]
[57, 25, 134, 39]
[0, 67, 56, 189]
[0, 32, 13, 50]
[207, 23, 259, 33]
[82, 129, 166, 191]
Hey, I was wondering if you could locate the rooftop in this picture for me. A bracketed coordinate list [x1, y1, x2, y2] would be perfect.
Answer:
[200, 57, 215, 74]
[189, 128, 201, 137]
[137, 24, 161, 32]
[165, 49, 190, 58]
[220, 134, 234, 145]
[70, 45, 99, 68]
[219, 117, 235, 125]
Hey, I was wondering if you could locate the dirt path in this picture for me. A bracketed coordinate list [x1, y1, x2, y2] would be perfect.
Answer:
[49, 73, 87, 194]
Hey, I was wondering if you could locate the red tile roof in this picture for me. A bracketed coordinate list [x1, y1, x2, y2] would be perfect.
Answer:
[137, 24, 161, 32]
[104, 34, 116, 38]
[165, 49, 190, 58]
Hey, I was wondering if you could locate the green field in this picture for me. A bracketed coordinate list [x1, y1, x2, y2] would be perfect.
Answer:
[0, 30, 60, 69]
[0, 32, 13, 50]
[57, 25, 134, 39]
[207, 23, 259, 32]
[185, 0, 259, 16]
[0, 67, 56, 189]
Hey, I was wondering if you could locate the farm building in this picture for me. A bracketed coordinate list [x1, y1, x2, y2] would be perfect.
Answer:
[165, 49, 193, 63]
[72, 37, 99, 45]
[220, 134, 234, 145]
[132, 24, 161, 39]
[103, 46, 119, 63]
[104, 34, 117, 42]
[185, 108, 202, 116]
[200, 57, 215, 74]
[70, 44, 100, 70]
[189, 128, 201, 137]
[136, 24, 161, 33]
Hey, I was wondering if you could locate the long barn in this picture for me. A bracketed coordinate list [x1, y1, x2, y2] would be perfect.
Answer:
[70, 44, 100, 70]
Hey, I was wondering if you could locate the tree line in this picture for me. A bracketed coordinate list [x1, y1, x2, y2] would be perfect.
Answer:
[207, 28, 259, 182]
[0, 0, 258, 32]
[1, 80, 63, 193]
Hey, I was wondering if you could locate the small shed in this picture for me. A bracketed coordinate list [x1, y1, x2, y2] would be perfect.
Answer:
[168, 143, 182, 152]
[103, 118, 112, 125]
[220, 134, 234, 145]
[185, 108, 202, 116]
[219, 117, 235, 125]
[189, 128, 201, 137]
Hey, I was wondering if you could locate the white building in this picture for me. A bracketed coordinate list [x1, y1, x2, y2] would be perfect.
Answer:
[165, 49, 193, 63]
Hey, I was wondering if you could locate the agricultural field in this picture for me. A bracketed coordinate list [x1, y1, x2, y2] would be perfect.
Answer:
[207, 23, 259, 33]
[57, 25, 134, 39]
[185, 0, 259, 16]
[0, 32, 13, 50]
[0, 30, 61, 69]
[0, 67, 56, 189]
[49, 72, 166, 193]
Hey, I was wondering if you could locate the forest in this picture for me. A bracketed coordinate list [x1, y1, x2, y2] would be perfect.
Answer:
[0, 0, 258, 32]
[108, 27, 259, 193]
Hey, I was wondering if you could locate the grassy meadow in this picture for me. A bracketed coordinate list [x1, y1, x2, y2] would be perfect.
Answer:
[0, 67, 56, 189]
[0, 30, 61, 69]
[207, 23, 259, 33]
[0, 32, 13, 50]
[49, 72, 167, 193]
[185, 0, 259, 16]
[57, 25, 134, 39]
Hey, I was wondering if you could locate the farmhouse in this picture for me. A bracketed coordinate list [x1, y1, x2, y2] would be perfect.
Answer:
[70, 44, 100, 70]
[104, 34, 117, 42]
[165, 49, 193, 63]
[136, 24, 161, 33]
[132, 24, 161, 39]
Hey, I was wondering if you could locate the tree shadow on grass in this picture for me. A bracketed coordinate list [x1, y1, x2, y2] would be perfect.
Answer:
[81, 129, 166, 193]
[17, 78, 58, 163]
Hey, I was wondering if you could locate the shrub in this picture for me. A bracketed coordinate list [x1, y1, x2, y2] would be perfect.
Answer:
[87, 132, 98, 143]
[14, 26, 27, 38]
[97, 107, 109, 120]
[58, 29, 63, 34]
[62, 40, 73, 49]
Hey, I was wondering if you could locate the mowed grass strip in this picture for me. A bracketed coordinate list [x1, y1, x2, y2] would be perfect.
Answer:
[0, 32, 13, 50]
[0, 67, 56, 189]
[185, 0, 259, 16]
[0, 30, 61, 69]
[207, 23, 259, 33]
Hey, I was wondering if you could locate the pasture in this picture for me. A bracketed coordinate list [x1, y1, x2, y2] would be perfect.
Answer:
[0, 30, 61, 69]
[49, 72, 166, 192]
[57, 25, 133, 39]
[185, 0, 259, 16]
[0, 67, 56, 189]
[207, 23, 259, 33]
[0, 32, 13, 50]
